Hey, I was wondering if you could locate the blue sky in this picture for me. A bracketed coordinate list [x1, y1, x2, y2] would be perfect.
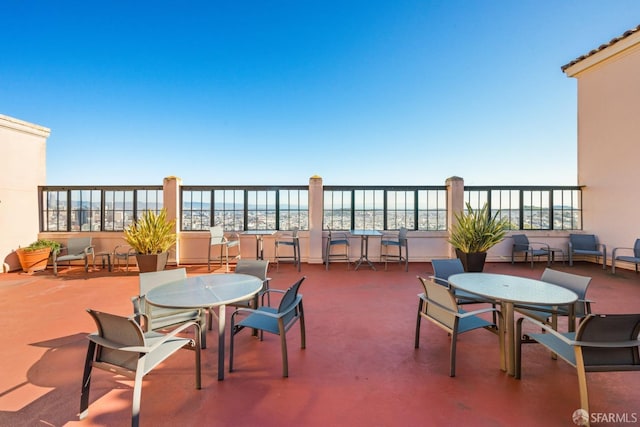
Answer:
[3, 1, 640, 186]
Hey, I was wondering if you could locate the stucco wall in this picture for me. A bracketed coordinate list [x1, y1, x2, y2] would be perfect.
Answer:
[0, 115, 50, 272]
[566, 33, 640, 257]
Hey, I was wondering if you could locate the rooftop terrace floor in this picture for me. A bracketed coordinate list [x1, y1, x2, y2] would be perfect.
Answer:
[0, 260, 639, 427]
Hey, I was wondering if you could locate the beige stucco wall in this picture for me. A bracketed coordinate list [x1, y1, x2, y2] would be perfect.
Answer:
[564, 31, 640, 259]
[0, 114, 51, 272]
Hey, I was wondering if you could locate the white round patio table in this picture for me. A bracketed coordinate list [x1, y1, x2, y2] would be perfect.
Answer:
[145, 273, 262, 380]
[448, 273, 578, 376]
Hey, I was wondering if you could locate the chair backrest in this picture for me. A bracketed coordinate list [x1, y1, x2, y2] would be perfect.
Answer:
[431, 259, 464, 287]
[235, 260, 269, 282]
[634, 239, 640, 258]
[418, 276, 458, 330]
[278, 277, 306, 323]
[114, 244, 134, 255]
[328, 230, 348, 244]
[87, 309, 145, 370]
[209, 226, 225, 244]
[398, 227, 408, 243]
[570, 234, 597, 251]
[540, 268, 591, 300]
[576, 314, 640, 369]
[512, 234, 529, 251]
[67, 237, 92, 255]
[541, 268, 592, 317]
[277, 228, 299, 244]
[139, 268, 187, 296]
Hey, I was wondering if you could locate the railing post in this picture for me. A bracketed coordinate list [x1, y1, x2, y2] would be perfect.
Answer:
[308, 175, 324, 264]
[446, 176, 465, 259]
[163, 176, 181, 265]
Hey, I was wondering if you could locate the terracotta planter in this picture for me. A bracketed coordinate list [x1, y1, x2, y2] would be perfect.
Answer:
[135, 252, 169, 273]
[455, 249, 487, 272]
[16, 248, 52, 273]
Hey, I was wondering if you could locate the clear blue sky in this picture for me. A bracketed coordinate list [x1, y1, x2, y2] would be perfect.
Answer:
[3, 1, 639, 186]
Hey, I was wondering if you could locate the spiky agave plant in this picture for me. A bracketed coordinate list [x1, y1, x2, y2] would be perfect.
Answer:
[448, 202, 510, 253]
[124, 209, 176, 254]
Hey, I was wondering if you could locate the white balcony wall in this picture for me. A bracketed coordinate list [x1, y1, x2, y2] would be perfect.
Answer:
[0, 115, 50, 273]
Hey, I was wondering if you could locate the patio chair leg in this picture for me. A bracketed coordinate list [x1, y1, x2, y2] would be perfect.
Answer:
[131, 361, 145, 427]
[279, 319, 289, 378]
[79, 341, 96, 420]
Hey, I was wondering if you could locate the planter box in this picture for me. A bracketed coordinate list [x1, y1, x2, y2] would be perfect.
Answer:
[455, 249, 487, 272]
[16, 248, 52, 273]
[135, 252, 169, 273]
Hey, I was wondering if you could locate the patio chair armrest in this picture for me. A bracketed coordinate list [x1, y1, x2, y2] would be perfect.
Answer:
[260, 288, 284, 306]
[518, 317, 576, 345]
[612, 247, 634, 257]
[528, 242, 551, 250]
[115, 245, 137, 255]
[87, 334, 152, 353]
[84, 246, 95, 256]
[574, 339, 640, 348]
[457, 306, 500, 319]
[427, 275, 450, 288]
[130, 296, 150, 330]
[234, 296, 303, 320]
[232, 307, 281, 320]
[53, 247, 67, 260]
[145, 320, 200, 351]
[331, 231, 350, 240]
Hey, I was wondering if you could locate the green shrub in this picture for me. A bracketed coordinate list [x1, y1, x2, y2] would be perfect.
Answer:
[448, 202, 510, 253]
[124, 209, 176, 254]
[23, 239, 61, 254]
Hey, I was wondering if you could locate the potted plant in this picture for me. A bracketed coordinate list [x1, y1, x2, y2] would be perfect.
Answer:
[448, 202, 510, 272]
[16, 239, 61, 273]
[124, 209, 176, 273]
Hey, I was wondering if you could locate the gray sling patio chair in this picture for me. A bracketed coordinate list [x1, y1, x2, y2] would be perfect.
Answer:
[380, 227, 409, 271]
[415, 276, 503, 377]
[132, 268, 208, 348]
[515, 268, 592, 333]
[113, 244, 137, 272]
[274, 228, 301, 272]
[568, 234, 606, 269]
[80, 309, 201, 427]
[229, 276, 306, 377]
[430, 258, 496, 306]
[431, 258, 498, 324]
[53, 237, 94, 275]
[510, 234, 551, 268]
[208, 225, 241, 272]
[207, 259, 272, 331]
[232, 259, 271, 308]
[611, 238, 640, 274]
[325, 229, 350, 270]
[516, 313, 640, 422]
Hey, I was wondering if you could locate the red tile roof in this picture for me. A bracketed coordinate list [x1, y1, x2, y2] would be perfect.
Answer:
[561, 24, 640, 71]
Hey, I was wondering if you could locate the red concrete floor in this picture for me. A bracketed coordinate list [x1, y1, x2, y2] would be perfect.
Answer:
[0, 260, 638, 427]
